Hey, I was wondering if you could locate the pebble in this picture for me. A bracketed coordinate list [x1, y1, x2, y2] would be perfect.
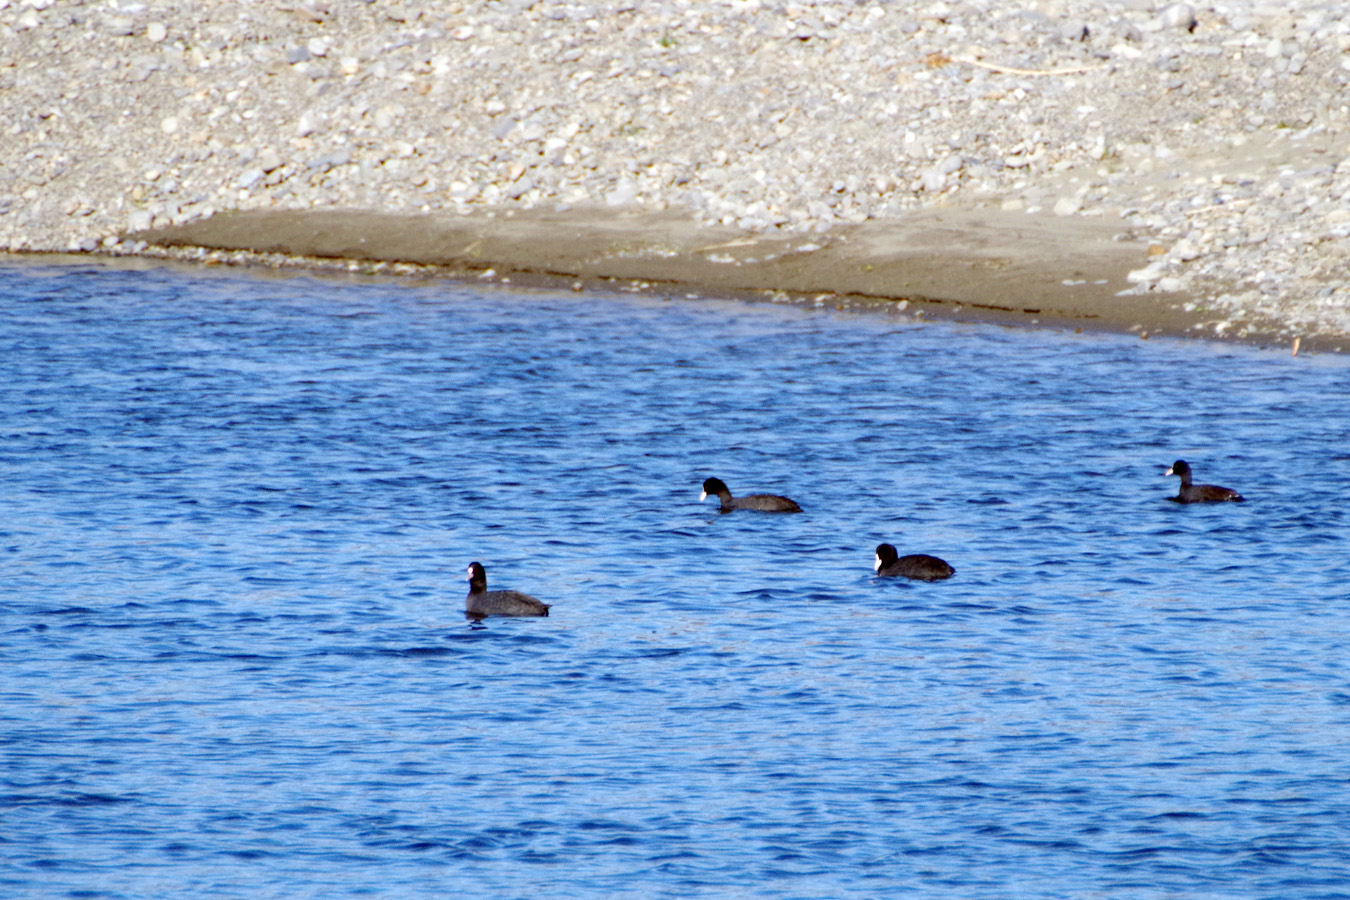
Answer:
[0, 0, 1347, 341]
[1054, 197, 1082, 216]
[1155, 4, 1197, 32]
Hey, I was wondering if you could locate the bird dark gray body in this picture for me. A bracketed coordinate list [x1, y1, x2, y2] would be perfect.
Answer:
[700, 477, 802, 513]
[874, 542, 955, 581]
[1165, 460, 1244, 503]
[465, 561, 550, 618]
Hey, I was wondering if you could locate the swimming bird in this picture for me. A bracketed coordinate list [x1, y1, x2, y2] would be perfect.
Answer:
[465, 561, 550, 618]
[874, 542, 955, 581]
[700, 476, 802, 513]
[1164, 459, 1244, 503]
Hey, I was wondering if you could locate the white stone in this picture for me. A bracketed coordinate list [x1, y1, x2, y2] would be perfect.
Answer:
[1155, 3, 1196, 31]
[606, 179, 640, 206]
[235, 168, 264, 189]
[1127, 263, 1165, 283]
[918, 169, 946, 192]
[1172, 239, 1201, 261]
[257, 148, 283, 173]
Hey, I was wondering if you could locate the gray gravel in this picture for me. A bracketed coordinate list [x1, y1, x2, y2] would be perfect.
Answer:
[2, 0, 1349, 341]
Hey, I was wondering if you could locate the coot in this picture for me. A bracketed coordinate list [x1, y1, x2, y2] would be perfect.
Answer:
[465, 561, 551, 618]
[700, 476, 802, 513]
[1164, 460, 1244, 503]
[874, 542, 955, 581]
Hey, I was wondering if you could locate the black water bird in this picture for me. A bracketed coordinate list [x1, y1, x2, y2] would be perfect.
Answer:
[465, 561, 551, 618]
[699, 477, 802, 513]
[1164, 460, 1244, 503]
[874, 542, 955, 581]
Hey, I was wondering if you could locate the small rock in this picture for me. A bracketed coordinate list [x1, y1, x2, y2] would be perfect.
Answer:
[605, 179, 639, 206]
[448, 182, 478, 203]
[306, 148, 351, 173]
[1060, 20, 1089, 42]
[145, 22, 167, 43]
[1127, 262, 1165, 283]
[1154, 53, 1183, 73]
[918, 169, 946, 192]
[506, 177, 533, 200]
[103, 15, 135, 36]
[1171, 239, 1201, 261]
[236, 168, 264, 189]
[1053, 196, 1081, 216]
[257, 149, 283, 173]
[1155, 3, 1196, 32]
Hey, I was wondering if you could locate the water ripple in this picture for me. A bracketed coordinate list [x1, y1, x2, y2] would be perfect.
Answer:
[2, 261, 1349, 898]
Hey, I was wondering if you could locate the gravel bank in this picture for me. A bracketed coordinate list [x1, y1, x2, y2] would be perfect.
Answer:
[3, 1, 1349, 344]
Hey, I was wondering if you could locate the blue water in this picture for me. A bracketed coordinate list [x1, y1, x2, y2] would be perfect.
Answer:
[3, 260, 1349, 899]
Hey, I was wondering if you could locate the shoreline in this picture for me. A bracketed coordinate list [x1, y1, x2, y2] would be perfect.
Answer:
[0, 201, 1334, 351]
[116, 204, 1336, 351]
[3, 2, 1348, 348]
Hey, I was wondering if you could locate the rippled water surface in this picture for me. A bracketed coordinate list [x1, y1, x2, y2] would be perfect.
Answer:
[4, 260, 1350, 899]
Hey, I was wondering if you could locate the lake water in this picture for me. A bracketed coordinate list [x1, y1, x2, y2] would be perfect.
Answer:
[3, 259, 1349, 899]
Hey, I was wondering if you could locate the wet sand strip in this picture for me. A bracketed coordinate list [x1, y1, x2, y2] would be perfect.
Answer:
[128, 207, 1303, 348]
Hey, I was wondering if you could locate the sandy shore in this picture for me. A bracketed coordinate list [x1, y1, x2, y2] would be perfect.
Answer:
[3, 1, 1348, 350]
[131, 205, 1219, 341]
